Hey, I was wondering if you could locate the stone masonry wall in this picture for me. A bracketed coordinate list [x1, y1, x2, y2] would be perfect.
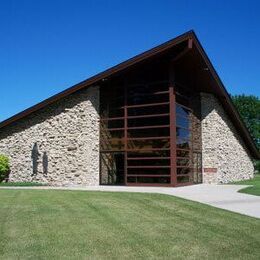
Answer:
[201, 93, 254, 184]
[0, 86, 100, 186]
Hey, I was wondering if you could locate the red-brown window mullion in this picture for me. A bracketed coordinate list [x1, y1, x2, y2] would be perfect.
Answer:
[127, 136, 170, 141]
[127, 157, 171, 160]
[127, 166, 170, 169]
[127, 113, 169, 120]
[169, 85, 177, 187]
[124, 83, 128, 185]
[125, 101, 169, 109]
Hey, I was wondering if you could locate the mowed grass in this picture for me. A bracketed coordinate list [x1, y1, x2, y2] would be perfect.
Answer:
[233, 175, 260, 196]
[0, 190, 259, 259]
[0, 182, 46, 187]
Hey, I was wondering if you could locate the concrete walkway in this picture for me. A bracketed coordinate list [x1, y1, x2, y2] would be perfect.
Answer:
[1, 184, 260, 219]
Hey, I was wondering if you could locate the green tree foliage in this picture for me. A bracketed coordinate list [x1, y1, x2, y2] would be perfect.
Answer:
[232, 95, 260, 172]
[0, 154, 10, 182]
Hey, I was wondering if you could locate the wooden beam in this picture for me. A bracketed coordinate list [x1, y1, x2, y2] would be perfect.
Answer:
[171, 47, 190, 62]
[188, 38, 193, 49]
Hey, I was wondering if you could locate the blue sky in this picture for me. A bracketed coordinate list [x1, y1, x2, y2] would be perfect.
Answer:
[0, 0, 259, 122]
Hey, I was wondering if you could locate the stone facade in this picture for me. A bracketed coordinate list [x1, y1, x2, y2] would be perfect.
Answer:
[0, 86, 100, 186]
[0, 87, 255, 186]
[201, 93, 254, 184]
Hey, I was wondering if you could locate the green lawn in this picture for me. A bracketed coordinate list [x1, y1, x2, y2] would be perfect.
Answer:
[0, 182, 46, 187]
[0, 190, 259, 259]
[233, 175, 260, 196]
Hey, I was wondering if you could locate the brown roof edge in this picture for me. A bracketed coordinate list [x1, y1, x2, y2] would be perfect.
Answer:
[0, 30, 193, 131]
[0, 30, 259, 159]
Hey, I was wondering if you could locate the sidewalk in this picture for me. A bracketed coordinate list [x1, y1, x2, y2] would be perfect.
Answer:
[1, 184, 259, 218]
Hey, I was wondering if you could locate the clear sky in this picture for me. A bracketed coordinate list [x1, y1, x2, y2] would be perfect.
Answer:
[0, 0, 259, 122]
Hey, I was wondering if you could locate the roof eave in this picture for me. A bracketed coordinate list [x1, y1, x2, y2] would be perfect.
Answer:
[0, 30, 194, 130]
[190, 32, 260, 159]
[0, 30, 259, 159]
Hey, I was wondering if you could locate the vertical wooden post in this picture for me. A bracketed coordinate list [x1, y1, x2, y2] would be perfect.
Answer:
[169, 62, 177, 186]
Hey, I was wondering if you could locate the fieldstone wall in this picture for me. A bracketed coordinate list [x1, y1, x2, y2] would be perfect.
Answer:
[201, 93, 254, 184]
[0, 86, 100, 186]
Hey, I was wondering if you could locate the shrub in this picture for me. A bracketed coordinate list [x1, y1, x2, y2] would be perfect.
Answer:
[0, 154, 10, 182]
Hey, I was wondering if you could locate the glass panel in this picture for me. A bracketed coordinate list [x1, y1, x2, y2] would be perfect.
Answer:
[100, 129, 124, 139]
[128, 127, 170, 138]
[128, 115, 169, 127]
[175, 83, 192, 105]
[177, 158, 190, 167]
[127, 93, 169, 106]
[101, 138, 124, 151]
[101, 108, 124, 118]
[176, 94, 190, 107]
[128, 158, 170, 166]
[176, 116, 190, 129]
[127, 150, 170, 158]
[193, 152, 202, 184]
[176, 149, 189, 157]
[127, 168, 170, 176]
[177, 167, 191, 175]
[176, 104, 190, 117]
[100, 153, 124, 185]
[176, 139, 190, 149]
[101, 99, 124, 113]
[177, 176, 190, 183]
[127, 138, 170, 150]
[127, 176, 170, 184]
[101, 119, 124, 129]
[128, 104, 169, 117]
[127, 82, 168, 96]
[176, 127, 191, 139]
[127, 176, 136, 183]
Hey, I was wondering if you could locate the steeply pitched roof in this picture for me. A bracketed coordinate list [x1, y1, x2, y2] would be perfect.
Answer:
[0, 30, 259, 159]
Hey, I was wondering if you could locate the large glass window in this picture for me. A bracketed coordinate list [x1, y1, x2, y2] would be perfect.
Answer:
[100, 79, 171, 186]
[175, 100, 192, 185]
[100, 65, 202, 186]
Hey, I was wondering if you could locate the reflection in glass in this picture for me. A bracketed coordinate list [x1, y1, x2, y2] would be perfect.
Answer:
[176, 127, 190, 139]
[176, 116, 190, 129]
[127, 138, 170, 150]
[177, 167, 191, 175]
[177, 176, 190, 183]
[177, 158, 190, 167]
[176, 149, 189, 157]
[127, 176, 170, 184]
[176, 104, 190, 117]
[128, 115, 169, 127]
[176, 139, 190, 149]
[100, 153, 124, 185]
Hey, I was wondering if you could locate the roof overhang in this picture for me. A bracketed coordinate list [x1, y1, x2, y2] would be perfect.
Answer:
[0, 30, 259, 159]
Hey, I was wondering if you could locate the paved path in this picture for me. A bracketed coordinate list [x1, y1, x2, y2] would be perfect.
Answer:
[1, 184, 260, 219]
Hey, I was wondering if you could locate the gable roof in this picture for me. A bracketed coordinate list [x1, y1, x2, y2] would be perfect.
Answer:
[0, 30, 259, 159]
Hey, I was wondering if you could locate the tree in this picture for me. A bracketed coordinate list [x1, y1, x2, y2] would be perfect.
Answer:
[232, 95, 260, 172]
